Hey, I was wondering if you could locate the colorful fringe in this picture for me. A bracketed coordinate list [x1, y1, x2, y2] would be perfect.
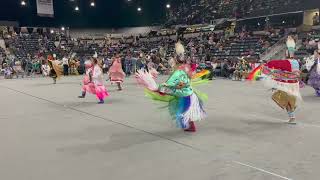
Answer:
[135, 70, 159, 91]
[247, 65, 262, 81]
[168, 93, 206, 128]
[192, 70, 210, 80]
[137, 68, 208, 129]
[144, 89, 175, 102]
[172, 96, 191, 128]
[95, 85, 109, 101]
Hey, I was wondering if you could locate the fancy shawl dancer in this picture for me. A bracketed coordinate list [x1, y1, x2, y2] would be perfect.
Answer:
[109, 54, 125, 91]
[78, 60, 94, 98]
[248, 57, 301, 124]
[47, 54, 63, 84]
[308, 50, 320, 96]
[82, 58, 109, 104]
[135, 41, 209, 132]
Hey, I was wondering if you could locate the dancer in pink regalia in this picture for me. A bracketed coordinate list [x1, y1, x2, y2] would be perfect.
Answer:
[109, 54, 125, 90]
[79, 59, 109, 104]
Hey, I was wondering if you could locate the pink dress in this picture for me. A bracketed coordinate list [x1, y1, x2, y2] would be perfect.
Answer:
[109, 58, 125, 83]
[92, 65, 109, 101]
[82, 68, 96, 95]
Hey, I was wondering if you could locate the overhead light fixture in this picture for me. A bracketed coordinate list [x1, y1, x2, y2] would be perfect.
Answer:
[137, 7, 142, 12]
[90, 2, 95, 7]
[21, 0, 26, 6]
[75, 6, 79, 11]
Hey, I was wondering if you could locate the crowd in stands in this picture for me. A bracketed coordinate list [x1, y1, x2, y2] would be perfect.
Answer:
[295, 30, 320, 59]
[1, 25, 319, 82]
[0, 27, 283, 79]
[167, 0, 306, 25]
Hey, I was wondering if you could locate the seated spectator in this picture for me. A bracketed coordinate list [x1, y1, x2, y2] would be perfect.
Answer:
[41, 62, 50, 76]
[13, 61, 24, 78]
[214, 62, 222, 77]
[3, 63, 13, 79]
[233, 60, 250, 81]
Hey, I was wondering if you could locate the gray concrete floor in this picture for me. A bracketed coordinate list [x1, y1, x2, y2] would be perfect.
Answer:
[0, 76, 319, 180]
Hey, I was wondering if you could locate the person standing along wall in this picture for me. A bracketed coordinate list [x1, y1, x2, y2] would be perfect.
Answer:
[62, 56, 69, 76]
[124, 55, 132, 76]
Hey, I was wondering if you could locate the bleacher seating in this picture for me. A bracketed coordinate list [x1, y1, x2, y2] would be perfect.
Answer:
[168, 0, 305, 25]
[1, 27, 283, 65]
[295, 30, 320, 59]
[4, 33, 57, 59]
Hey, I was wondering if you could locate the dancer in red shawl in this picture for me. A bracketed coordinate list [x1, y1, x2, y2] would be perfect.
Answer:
[248, 57, 301, 124]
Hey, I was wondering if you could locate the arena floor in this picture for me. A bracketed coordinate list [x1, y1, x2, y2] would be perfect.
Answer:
[0, 76, 319, 180]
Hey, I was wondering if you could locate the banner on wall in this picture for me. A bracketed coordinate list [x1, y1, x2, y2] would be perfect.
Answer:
[36, 0, 54, 17]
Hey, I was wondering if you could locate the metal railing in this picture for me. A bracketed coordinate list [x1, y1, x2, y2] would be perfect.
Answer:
[259, 36, 287, 60]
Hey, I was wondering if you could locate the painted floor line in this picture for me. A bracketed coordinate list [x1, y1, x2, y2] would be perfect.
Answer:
[233, 161, 293, 180]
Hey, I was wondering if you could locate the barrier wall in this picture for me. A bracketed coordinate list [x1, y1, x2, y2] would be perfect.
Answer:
[69, 26, 161, 38]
